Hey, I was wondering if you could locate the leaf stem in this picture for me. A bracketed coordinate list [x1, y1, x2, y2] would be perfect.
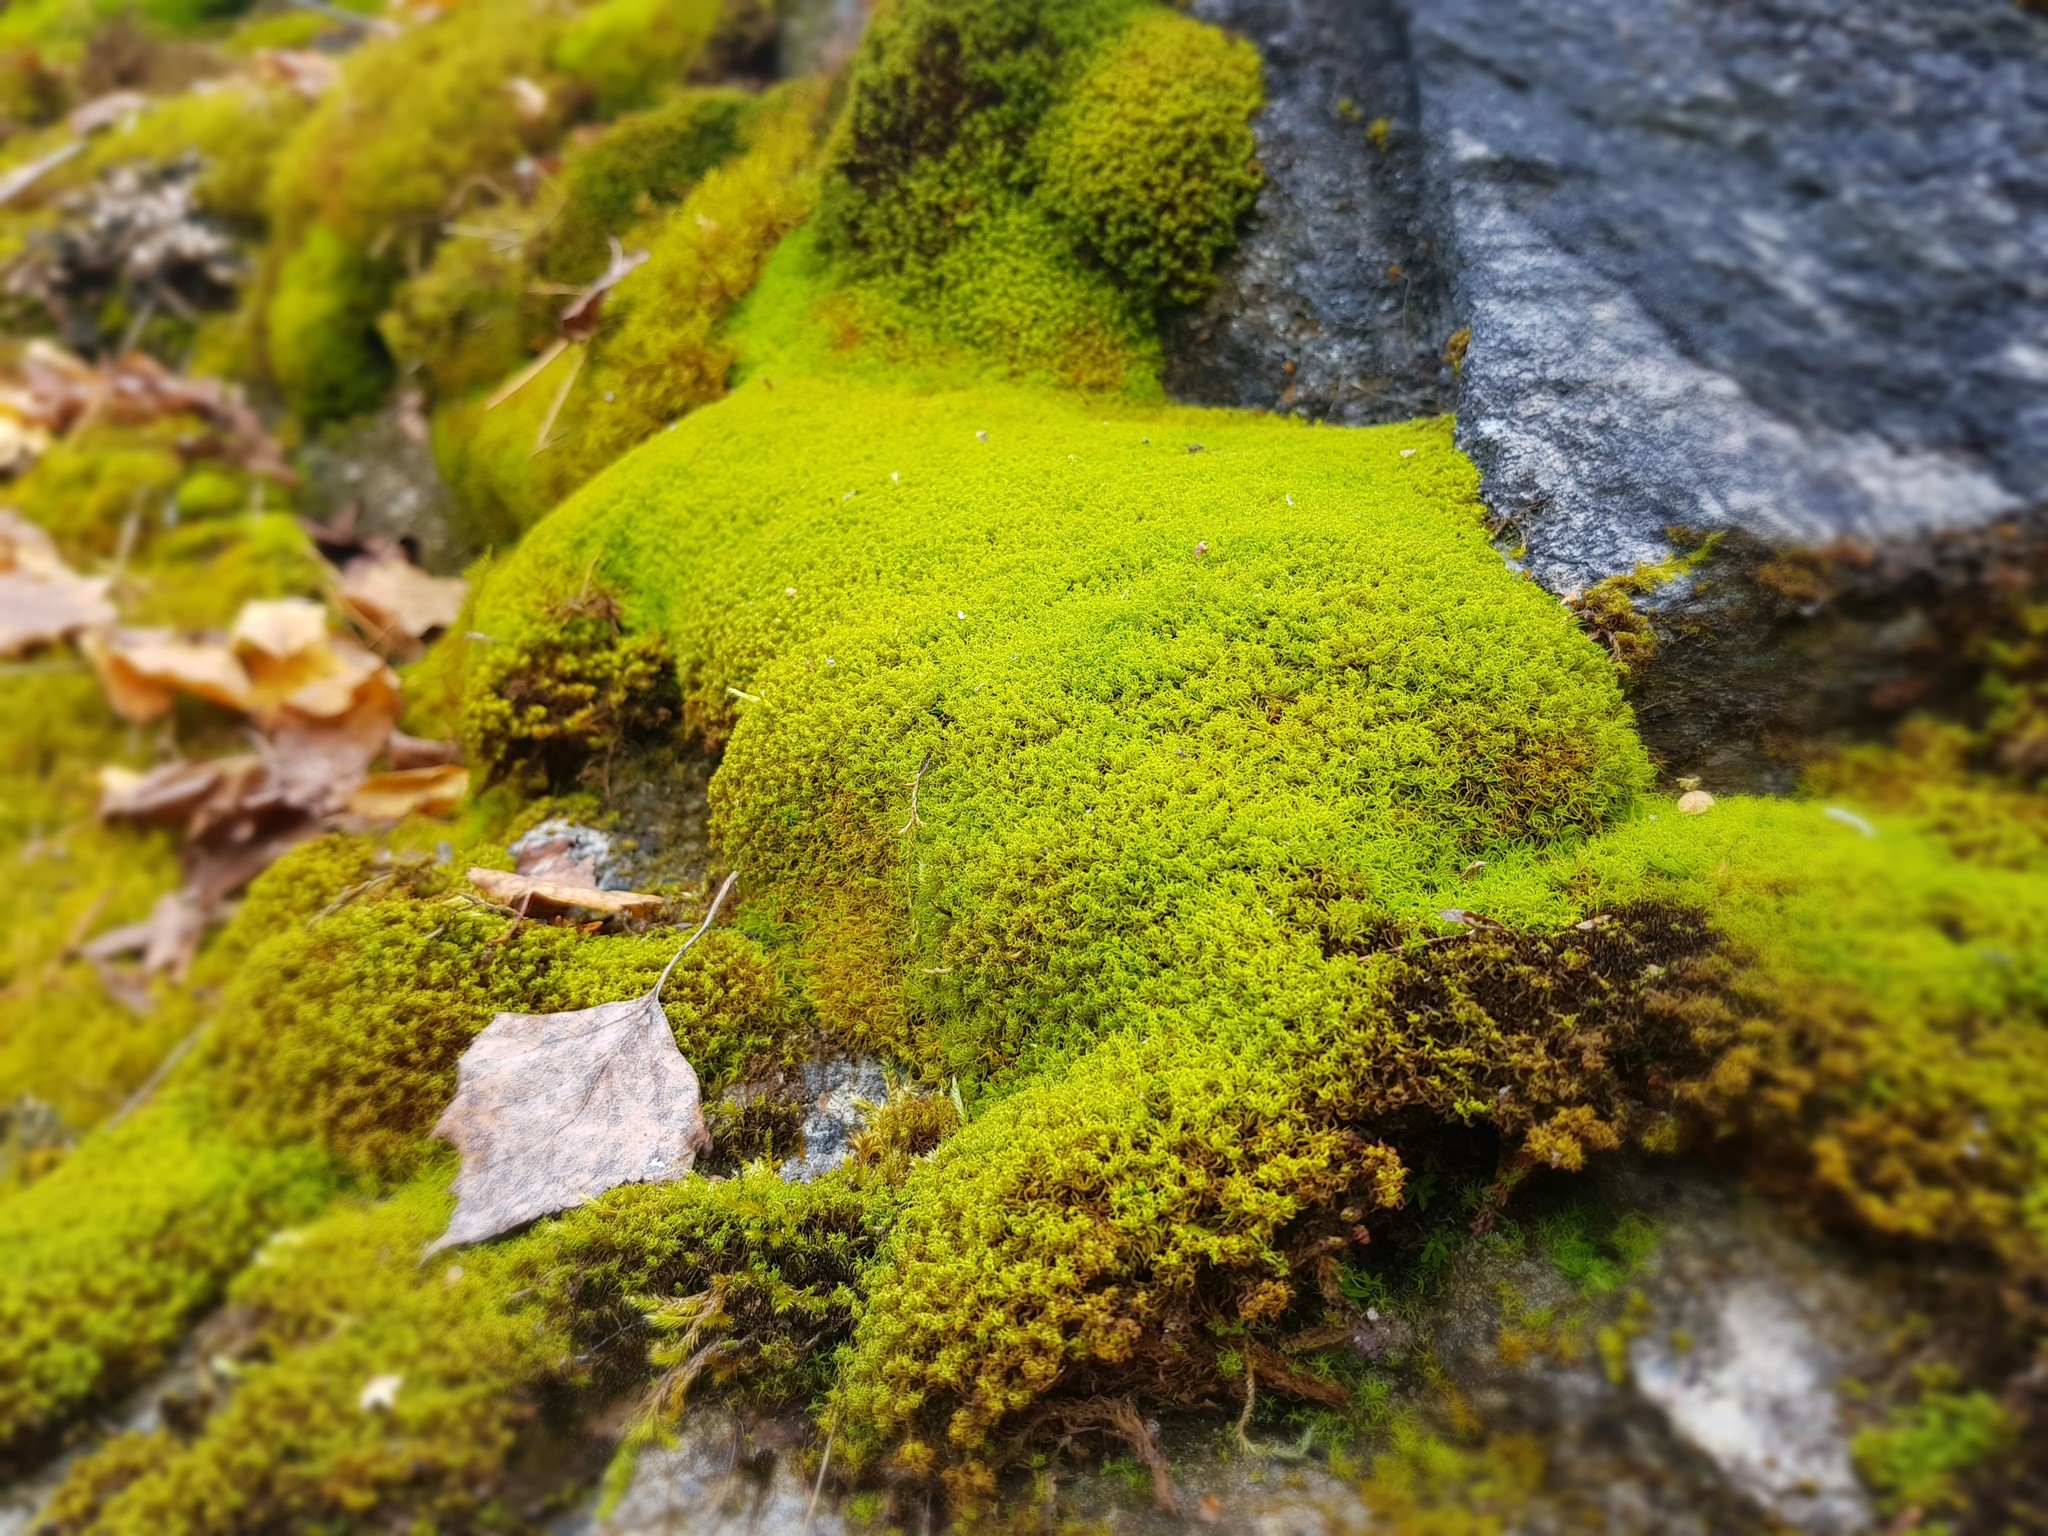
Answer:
[651, 870, 739, 1000]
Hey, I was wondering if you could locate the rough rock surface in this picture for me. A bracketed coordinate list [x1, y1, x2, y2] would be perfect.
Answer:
[1414, 0, 2048, 592]
[776, 1058, 886, 1184]
[1169, 0, 1456, 425]
[563, 1412, 844, 1536]
[1176, 0, 2048, 595]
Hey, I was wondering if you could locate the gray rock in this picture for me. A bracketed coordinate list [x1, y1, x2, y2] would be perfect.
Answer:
[1410, 0, 2048, 592]
[1168, 0, 1456, 425]
[563, 1411, 843, 1536]
[1632, 1281, 1870, 1534]
[776, 1059, 887, 1184]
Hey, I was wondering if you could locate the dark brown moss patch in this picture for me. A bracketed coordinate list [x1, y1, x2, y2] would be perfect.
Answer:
[464, 586, 681, 791]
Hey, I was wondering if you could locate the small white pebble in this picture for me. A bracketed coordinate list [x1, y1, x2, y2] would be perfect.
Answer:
[1366, 1308, 1380, 1323]
[1400, 448, 1416, 459]
[1285, 494, 1294, 506]
[358, 1374, 403, 1413]
[1677, 790, 1715, 815]
[603, 391, 615, 403]
[826, 656, 835, 665]
[444, 1265, 464, 1285]
[1825, 805, 1877, 837]
[843, 490, 855, 501]
[890, 471, 900, 483]
[976, 430, 988, 442]
[785, 587, 797, 597]
[956, 610, 966, 620]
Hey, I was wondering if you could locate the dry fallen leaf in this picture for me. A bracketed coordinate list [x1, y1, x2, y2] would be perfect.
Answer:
[338, 553, 466, 648]
[78, 890, 206, 1009]
[98, 757, 261, 825]
[430, 875, 733, 1251]
[268, 684, 403, 814]
[348, 764, 469, 821]
[466, 867, 662, 917]
[0, 509, 115, 656]
[81, 628, 253, 721]
[1676, 790, 1716, 815]
[386, 730, 462, 769]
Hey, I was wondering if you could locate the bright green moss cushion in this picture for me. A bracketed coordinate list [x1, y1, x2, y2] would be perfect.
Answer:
[476, 377, 1651, 1074]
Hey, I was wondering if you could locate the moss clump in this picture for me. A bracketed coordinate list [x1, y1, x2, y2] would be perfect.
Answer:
[831, 906, 1722, 1497]
[1852, 1382, 2018, 1525]
[479, 382, 1646, 1070]
[65, 1174, 573, 1534]
[535, 87, 756, 284]
[469, 377, 1658, 1490]
[265, 225, 393, 425]
[378, 231, 540, 401]
[430, 83, 827, 538]
[0, 1100, 330, 1462]
[463, 586, 681, 789]
[807, 0, 1262, 387]
[551, 0, 723, 118]
[1039, 9, 1262, 306]
[1538, 793, 2048, 1280]
[209, 840, 792, 1182]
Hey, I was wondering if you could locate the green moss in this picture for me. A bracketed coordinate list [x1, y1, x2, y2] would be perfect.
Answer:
[266, 225, 393, 424]
[429, 84, 824, 539]
[463, 585, 681, 788]
[264, 0, 558, 253]
[1853, 1385, 2017, 1523]
[809, 0, 1261, 388]
[0, 1098, 331, 1461]
[1521, 793, 2048, 1273]
[125, 513, 327, 630]
[551, 0, 722, 118]
[0, 668, 189, 1133]
[71, 1173, 572, 1534]
[80, 81, 312, 224]
[9, 423, 189, 555]
[535, 86, 756, 285]
[207, 837, 796, 1181]
[378, 229, 540, 399]
[1039, 9, 1262, 307]
[1563, 535, 1717, 681]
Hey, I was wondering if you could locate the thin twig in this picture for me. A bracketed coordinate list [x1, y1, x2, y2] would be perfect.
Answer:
[531, 342, 586, 455]
[802, 1409, 838, 1535]
[651, 871, 739, 1001]
[106, 1025, 201, 1131]
[485, 335, 568, 410]
[1235, 1362, 1258, 1452]
[898, 749, 935, 834]
[0, 140, 82, 207]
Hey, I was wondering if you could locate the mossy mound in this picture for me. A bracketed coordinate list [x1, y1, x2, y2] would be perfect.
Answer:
[464, 373, 2048, 1496]
[813, 0, 1261, 388]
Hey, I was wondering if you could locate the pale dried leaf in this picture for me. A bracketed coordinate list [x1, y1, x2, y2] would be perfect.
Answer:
[466, 867, 662, 916]
[386, 730, 462, 769]
[1676, 790, 1716, 815]
[428, 985, 708, 1251]
[338, 554, 466, 644]
[79, 891, 205, 994]
[98, 757, 257, 825]
[82, 628, 252, 721]
[230, 597, 330, 660]
[348, 764, 469, 821]
[0, 568, 114, 656]
[268, 685, 402, 814]
[271, 637, 396, 722]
